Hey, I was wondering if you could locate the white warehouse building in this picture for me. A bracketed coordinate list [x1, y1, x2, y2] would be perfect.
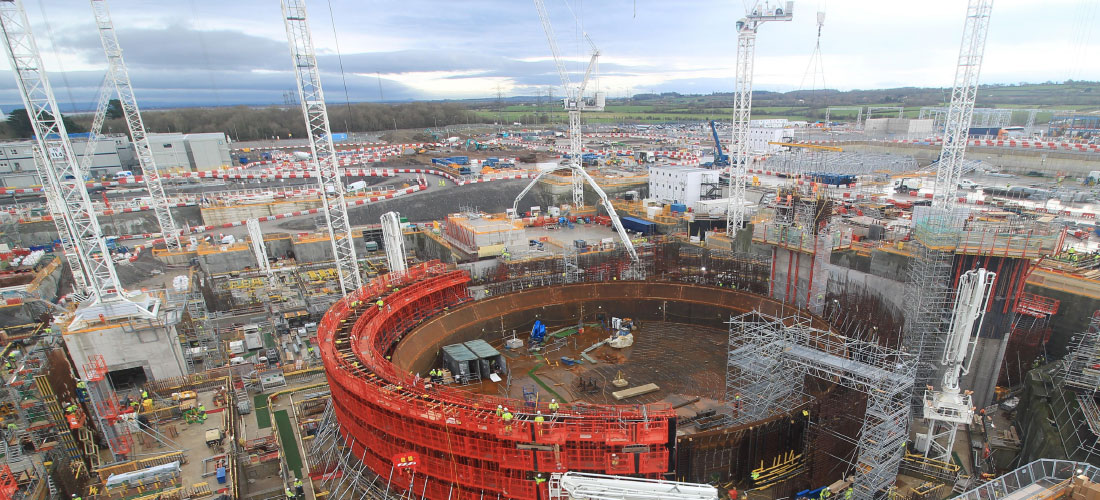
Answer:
[148, 132, 232, 173]
[747, 127, 790, 154]
[0, 135, 137, 188]
[649, 166, 720, 207]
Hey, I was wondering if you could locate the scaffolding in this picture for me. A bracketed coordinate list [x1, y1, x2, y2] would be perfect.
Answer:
[759, 151, 918, 178]
[951, 458, 1095, 500]
[82, 354, 133, 463]
[305, 402, 399, 500]
[1063, 311, 1100, 393]
[903, 207, 968, 412]
[725, 311, 915, 500]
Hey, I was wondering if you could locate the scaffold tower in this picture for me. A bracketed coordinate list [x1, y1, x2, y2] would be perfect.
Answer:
[902, 207, 965, 411]
[91, 0, 184, 250]
[725, 311, 915, 500]
[281, 0, 362, 295]
[1063, 311, 1100, 393]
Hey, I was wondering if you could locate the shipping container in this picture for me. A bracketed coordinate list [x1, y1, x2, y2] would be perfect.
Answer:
[620, 216, 656, 235]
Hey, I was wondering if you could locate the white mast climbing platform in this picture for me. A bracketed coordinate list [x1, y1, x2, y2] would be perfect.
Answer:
[727, 1, 793, 237]
[931, 0, 993, 211]
[548, 472, 718, 500]
[919, 268, 995, 463]
[91, 0, 184, 250]
[246, 218, 273, 280]
[281, 0, 362, 294]
[515, 0, 638, 262]
[0, 0, 152, 315]
[380, 211, 408, 275]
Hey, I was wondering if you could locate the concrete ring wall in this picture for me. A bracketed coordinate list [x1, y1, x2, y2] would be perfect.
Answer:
[392, 281, 831, 374]
[317, 264, 835, 499]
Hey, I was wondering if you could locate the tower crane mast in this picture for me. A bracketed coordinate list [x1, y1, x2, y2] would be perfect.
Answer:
[727, 1, 793, 237]
[0, 0, 145, 312]
[515, 0, 638, 262]
[281, 0, 362, 294]
[932, 0, 993, 210]
[90, 0, 184, 250]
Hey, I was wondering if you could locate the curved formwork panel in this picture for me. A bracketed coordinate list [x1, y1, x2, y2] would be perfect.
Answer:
[316, 262, 835, 499]
[317, 262, 679, 500]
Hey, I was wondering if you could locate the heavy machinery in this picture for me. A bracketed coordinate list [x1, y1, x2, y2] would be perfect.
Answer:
[726, 2, 793, 237]
[707, 120, 730, 167]
[511, 0, 638, 264]
[547, 472, 718, 500]
[931, 0, 993, 210]
[918, 268, 995, 463]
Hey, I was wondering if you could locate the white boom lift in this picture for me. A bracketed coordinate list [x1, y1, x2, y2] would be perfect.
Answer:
[91, 0, 184, 250]
[931, 0, 993, 211]
[727, 2, 793, 237]
[548, 472, 718, 500]
[281, 0, 362, 294]
[514, 0, 638, 262]
[919, 268, 995, 463]
[380, 211, 407, 275]
[246, 218, 273, 281]
[1, 0, 154, 316]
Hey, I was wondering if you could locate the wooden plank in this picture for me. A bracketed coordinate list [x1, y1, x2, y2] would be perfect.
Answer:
[612, 383, 659, 401]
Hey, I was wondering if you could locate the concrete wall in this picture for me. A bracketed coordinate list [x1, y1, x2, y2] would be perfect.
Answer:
[200, 199, 321, 227]
[11, 206, 203, 247]
[65, 321, 187, 381]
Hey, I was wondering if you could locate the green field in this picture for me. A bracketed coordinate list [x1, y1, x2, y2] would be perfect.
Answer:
[476, 82, 1100, 125]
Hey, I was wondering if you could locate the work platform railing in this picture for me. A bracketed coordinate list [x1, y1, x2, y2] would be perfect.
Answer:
[950, 459, 1097, 500]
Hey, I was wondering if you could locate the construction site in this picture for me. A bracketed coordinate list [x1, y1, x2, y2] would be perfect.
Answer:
[6, 1, 1100, 500]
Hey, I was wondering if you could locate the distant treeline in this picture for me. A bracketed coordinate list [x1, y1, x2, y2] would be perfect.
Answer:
[1, 101, 488, 141]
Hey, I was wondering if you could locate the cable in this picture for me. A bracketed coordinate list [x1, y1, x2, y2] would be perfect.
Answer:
[326, 0, 354, 134]
[37, 3, 78, 113]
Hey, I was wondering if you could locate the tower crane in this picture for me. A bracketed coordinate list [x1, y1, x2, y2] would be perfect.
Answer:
[931, 0, 993, 211]
[281, 0, 363, 294]
[727, 1, 793, 237]
[90, 0, 184, 250]
[513, 0, 637, 262]
[1, 0, 154, 315]
[919, 268, 995, 463]
[547, 472, 718, 500]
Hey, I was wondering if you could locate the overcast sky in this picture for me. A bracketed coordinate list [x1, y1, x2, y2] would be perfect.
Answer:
[2, 0, 1099, 110]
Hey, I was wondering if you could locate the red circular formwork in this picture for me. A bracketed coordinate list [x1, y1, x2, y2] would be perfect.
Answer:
[316, 261, 676, 500]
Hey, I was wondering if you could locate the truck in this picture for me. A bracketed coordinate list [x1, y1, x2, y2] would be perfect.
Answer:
[893, 177, 923, 192]
[635, 151, 657, 163]
[347, 180, 368, 192]
[292, 151, 311, 161]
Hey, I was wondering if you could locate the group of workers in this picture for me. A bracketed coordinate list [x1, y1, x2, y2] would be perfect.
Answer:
[494, 399, 562, 432]
[285, 477, 305, 500]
